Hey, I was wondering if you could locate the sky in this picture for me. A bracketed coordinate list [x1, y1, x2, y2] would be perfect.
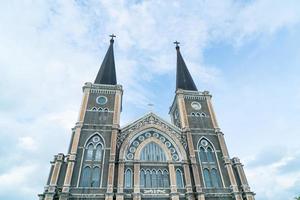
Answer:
[0, 0, 300, 199]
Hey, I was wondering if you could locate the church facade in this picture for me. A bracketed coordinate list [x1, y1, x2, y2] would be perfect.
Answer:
[39, 37, 255, 200]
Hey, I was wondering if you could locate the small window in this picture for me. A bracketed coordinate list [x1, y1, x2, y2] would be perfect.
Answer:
[157, 170, 163, 188]
[199, 147, 207, 162]
[207, 147, 215, 163]
[98, 107, 103, 111]
[211, 168, 221, 188]
[86, 144, 94, 160]
[163, 170, 169, 187]
[92, 167, 101, 187]
[201, 112, 206, 117]
[125, 169, 132, 188]
[151, 170, 157, 188]
[80, 166, 91, 187]
[95, 144, 102, 161]
[92, 107, 97, 111]
[204, 168, 212, 187]
[176, 169, 184, 188]
[140, 170, 146, 188]
[145, 170, 151, 188]
[104, 108, 109, 112]
[196, 112, 201, 117]
[191, 112, 196, 116]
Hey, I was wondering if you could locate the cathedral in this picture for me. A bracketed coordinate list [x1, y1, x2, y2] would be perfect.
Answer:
[39, 36, 255, 200]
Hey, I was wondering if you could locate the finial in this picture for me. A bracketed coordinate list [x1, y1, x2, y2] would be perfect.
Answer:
[174, 41, 180, 49]
[109, 34, 116, 43]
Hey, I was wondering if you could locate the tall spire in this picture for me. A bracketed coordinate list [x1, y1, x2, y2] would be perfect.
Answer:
[94, 34, 117, 85]
[174, 41, 198, 91]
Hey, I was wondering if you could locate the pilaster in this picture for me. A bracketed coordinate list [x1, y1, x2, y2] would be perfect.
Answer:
[223, 157, 243, 200]
[116, 161, 125, 198]
[232, 157, 255, 200]
[106, 87, 122, 199]
[183, 163, 193, 195]
[176, 90, 205, 199]
[133, 163, 141, 200]
[204, 92, 219, 129]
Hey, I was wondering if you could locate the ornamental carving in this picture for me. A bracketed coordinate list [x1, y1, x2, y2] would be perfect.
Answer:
[117, 114, 187, 149]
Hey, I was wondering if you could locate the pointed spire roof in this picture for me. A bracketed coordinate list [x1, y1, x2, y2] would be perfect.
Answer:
[94, 35, 117, 85]
[174, 41, 198, 91]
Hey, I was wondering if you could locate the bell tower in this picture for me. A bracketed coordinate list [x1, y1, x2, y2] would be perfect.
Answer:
[40, 35, 122, 200]
[169, 42, 255, 200]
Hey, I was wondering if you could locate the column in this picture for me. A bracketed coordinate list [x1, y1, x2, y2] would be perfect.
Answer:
[133, 163, 141, 200]
[169, 163, 179, 200]
[183, 163, 194, 200]
[116, 161, 125, 200]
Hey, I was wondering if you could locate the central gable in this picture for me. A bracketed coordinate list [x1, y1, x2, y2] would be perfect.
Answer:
[117, 112, 186, 149]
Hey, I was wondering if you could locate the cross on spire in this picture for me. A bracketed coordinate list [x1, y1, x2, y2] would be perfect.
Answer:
[109, 34, 116, 43]
[174, 41, 180, 48]
[175, 41, 198, 91]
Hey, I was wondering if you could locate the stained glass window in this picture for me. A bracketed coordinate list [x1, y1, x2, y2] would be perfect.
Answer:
[125, 169, 132, 188]
[140, 142, 166, 161]
[80, 167, 91, 187]
[204, 168, 212, 187]
[176, 169, 184, 188]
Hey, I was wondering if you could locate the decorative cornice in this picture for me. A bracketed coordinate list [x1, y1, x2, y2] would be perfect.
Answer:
[82, 82, 123, 94]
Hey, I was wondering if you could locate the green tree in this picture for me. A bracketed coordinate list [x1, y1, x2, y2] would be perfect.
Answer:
[295, 196, 300, 200]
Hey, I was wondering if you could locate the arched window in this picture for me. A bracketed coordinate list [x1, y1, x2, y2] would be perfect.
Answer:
[207, 147, 215, 163]
[95, 144, 102, 161]
[86, 144, 94, 160]
[140, 142, 166, 162]
[92, 167, 100, 187]
[98, 107, 103, 111]
[157, 170, 163, 188]
[92, 107, 97, 111]
[163, 170, 169, 187]
[80, 167, 91, 187]
[199, 147, 207, 162]
[200, 112, 206, 117]
[145, 170, 151, 188]
[81, 135, 104, 188]
[140, 170, 145, 188]
[104, 108, 109, 112]
[140, 168, 169, 189]
[151, 169, 157, 188]
[204, 168, 212, 187]
[198, 139, 222, 188]
[125, 169, 132, 188]
[211, 168, 221, 187]
[176, 169, 184, 188]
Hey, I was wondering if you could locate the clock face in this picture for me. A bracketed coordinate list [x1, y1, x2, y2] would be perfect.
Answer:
[96, 96, 107, 105]
[191, 101, 201, 110]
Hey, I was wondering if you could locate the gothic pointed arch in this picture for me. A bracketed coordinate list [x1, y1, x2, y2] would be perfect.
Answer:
[197, 137, 223, 188]
[79, 133, 105, 188]
[118, 113, 188, 162]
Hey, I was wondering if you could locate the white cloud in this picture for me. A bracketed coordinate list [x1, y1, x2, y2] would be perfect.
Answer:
[18, 136, 37, 151]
